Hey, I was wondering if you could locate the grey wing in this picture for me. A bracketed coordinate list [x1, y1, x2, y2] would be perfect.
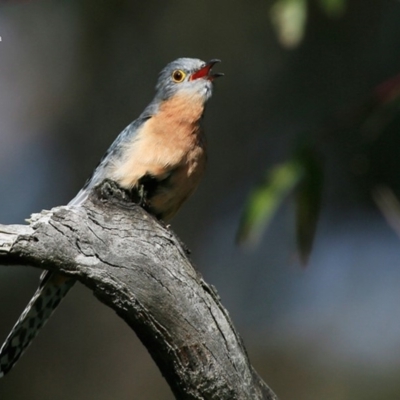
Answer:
[68, 113, 152, 206]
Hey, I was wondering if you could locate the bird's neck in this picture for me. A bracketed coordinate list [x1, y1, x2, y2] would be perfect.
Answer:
[159, 93, 205, 125]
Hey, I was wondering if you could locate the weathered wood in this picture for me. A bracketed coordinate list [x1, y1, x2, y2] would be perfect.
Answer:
[0, 182, 278, 400]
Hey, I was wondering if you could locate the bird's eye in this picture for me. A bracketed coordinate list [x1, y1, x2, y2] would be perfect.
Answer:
[171, 69, 186, 83]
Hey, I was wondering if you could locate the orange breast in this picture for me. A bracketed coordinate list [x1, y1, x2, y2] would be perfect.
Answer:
[111, 93, 207, 220]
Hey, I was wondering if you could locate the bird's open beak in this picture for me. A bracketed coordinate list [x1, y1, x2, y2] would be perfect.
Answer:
[190, 59, 224, 81]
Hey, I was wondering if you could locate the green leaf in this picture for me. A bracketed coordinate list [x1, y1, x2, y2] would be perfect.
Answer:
[318, 0, 346, 17]
[294, 145, 323, 265]
[237, 140, 323, 266]
[237, 159, 304, 246]
[270, 0, 308, 48]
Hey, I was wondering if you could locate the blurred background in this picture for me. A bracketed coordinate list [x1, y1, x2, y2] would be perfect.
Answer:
[1, 0, 400, 399]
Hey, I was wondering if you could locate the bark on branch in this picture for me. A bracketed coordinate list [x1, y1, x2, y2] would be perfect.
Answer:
[0, 182, 278, 400]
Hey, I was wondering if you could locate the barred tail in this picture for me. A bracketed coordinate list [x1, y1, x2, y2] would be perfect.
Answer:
[0, 273, 75, 377]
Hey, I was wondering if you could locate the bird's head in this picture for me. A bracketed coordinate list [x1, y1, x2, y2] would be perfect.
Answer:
[155, 58, 223, 103]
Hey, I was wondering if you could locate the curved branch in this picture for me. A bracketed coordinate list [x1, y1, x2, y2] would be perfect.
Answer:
[0, 182, 278, 400]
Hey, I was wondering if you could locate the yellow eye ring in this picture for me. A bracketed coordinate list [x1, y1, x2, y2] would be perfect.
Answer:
[171, 69, 186, 83]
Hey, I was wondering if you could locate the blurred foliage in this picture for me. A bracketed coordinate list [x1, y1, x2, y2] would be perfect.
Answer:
[294, 143, 323, 265]
[237, 158, 303, 245]
[318, 0, 346, 17]
[238, 69, 400, 265]
[270, 0, 347, 47]
[237, 139, 323, 265]
[373, 186, 400, 239]
[241, 0, 400, 264]
[270, 0, 307, 48]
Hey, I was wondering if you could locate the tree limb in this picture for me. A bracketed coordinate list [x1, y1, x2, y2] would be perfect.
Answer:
[0, 182, 278, 400]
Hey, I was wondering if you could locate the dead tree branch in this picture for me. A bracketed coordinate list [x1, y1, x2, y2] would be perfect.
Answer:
[0, 182, 278, 400]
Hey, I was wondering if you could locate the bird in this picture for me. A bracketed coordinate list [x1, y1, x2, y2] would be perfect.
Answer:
[0, 57, 223, 377]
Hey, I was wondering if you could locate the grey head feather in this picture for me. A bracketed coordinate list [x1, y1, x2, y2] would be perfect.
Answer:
[154, 58, 214, 102]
